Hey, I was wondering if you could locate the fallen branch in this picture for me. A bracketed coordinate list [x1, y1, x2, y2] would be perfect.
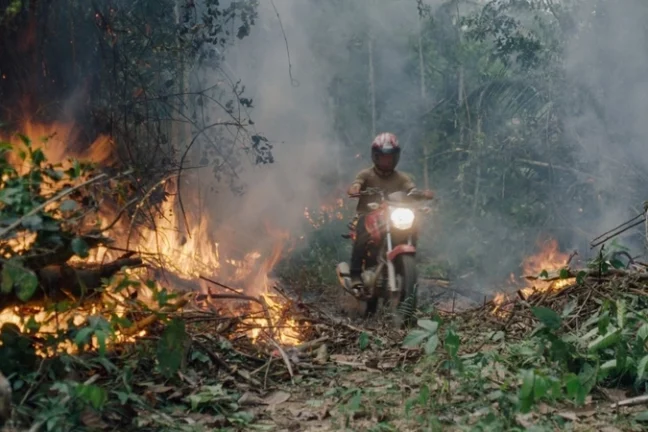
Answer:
[0, 256, 143, 311]
[523, 267, 647, 282]
[611, 394, 648, 409]
[192, 339, 262, 387]
[120, 293, 192, 337]
[262, 332, 295, 384]
[295, 336, 329, 353]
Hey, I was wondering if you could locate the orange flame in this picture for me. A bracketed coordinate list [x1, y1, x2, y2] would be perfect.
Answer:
[1, 121, 306, 349]
[492, 238, 576, 317]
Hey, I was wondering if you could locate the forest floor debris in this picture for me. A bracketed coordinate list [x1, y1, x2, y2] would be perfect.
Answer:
[3, 265, 648, 431]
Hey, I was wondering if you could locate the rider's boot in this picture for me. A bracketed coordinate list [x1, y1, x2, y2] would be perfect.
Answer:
[350, 275, 364, 298]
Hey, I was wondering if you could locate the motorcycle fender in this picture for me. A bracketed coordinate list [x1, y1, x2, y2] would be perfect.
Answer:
[387, 244, 416, 261]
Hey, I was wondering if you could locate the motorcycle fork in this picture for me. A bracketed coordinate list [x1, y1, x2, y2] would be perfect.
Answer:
[384, 209, 398, 293]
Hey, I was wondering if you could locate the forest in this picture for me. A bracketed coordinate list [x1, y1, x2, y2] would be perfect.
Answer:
[1, 0, 648, 430]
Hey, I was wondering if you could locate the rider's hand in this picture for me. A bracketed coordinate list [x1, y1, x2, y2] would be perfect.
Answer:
[348, 184, 361, 196]
[422, 190, 435, 199]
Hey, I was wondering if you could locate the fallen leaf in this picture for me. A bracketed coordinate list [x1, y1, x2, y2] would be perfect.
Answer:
[515, 413, 534, 428]
[289, 407, 317, 420]
[601, 427, 623, 432]
[538, 403, 554, 414]
[263, 391, 291, 406]
[379, 361, 397, 370]
[238, 392, 264, 406]
[557, 411, 578, 422]
[80, 409, 109, 430]
[314, 344, 328, 364]
[600, 388, 628, 402]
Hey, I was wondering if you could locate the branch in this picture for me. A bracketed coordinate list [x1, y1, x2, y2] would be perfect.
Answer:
[0, 169, 133, 240]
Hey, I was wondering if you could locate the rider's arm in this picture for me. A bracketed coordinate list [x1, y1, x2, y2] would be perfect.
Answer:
[348, 170, 368, 196]
[401, 173, 416, 193]
[401, 173, 434, 199]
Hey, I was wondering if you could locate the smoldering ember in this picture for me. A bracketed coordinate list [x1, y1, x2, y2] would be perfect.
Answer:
[2, 1, 648, 431]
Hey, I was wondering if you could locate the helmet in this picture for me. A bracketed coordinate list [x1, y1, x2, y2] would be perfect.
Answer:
[371, 132, 401, 173]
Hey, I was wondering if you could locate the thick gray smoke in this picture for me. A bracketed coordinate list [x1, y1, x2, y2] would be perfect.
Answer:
[193, 0, 648, 295]
[210, 0, 429, 255]
[563, 0, 648, 253]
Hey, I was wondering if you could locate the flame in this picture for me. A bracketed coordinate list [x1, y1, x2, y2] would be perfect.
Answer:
[492, 238, 576, 316]
[0, 121, 306, 350]
[304, 197, 347, 229]
[3, 120, 115, 176]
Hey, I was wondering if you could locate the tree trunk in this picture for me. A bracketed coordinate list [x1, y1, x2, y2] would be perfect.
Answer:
[368, 27, 376, 138]
[418, 17, 429, 189]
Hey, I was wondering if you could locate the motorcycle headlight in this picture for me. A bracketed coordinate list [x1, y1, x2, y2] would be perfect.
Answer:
[390, 208, 415, 230]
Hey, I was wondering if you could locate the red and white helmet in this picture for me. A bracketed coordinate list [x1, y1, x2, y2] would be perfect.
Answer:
[371, 132, 401, 173]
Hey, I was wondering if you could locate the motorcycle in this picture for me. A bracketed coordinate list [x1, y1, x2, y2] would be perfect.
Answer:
[336, 187, 432, 324]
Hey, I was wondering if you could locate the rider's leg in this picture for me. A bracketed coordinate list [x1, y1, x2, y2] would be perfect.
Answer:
[350, 215, 367, 288]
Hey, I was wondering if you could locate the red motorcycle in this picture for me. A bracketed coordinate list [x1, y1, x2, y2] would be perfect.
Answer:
[336, 187, 432, 324]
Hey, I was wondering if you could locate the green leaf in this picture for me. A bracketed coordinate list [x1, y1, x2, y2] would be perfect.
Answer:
[75, 384, 107, 410]
[21, 214, 43, 231]
[588, 329, 621, 351]
[95, 329, 107, 356]
[576, 271, 587, 284]
[157, 318, 187, 378]
[71, 237, 90, 258]
[637, 355, 648, 381]
[347, 391, 362, 412]
[74, 327, 94, 348]
[559, 268, 570, 279]
[610, 258, 625, 269]
[59, 199, 78, 212]
[31, 148, 45, 165]
[402, 330, 429, 348]
[533, 375, 548, 400]
[358, 332, 369, 351]
[577, 363, 597, 404]
[417, 319, 439, 333]
[637, 324, 648, 341]
[636, 411, 648, 422]
[616, 300, 626, 329]
[2, 261, 39, 302]
[445, 329, 460, 358]
[520, 370, 535, 399]
[561, 299, 577, 318]
[601, 359, 617, 371]
[565, 373, 580, 399]
[531, 306, 561, 329]
[539, 270, 549, 278]
[424, 334, 439, 355]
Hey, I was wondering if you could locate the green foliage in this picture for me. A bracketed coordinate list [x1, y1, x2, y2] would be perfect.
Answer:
[403, 319, 441, 355]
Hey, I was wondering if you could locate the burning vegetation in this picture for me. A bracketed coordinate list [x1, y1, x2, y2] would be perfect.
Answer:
[491, 238, 577, 318]
[0, 121, 307, 358]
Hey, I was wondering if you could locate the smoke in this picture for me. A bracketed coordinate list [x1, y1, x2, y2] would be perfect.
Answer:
[562, 0, 648, 253]
[208, 0, 431, 255]
[191, 0, 648, 294]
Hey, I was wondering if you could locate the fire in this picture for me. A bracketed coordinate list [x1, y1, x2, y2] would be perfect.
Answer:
[1, 121, 306, 351]
[492, 238, 576, 316]
[304, 197, 347, 229]
[3, 120, 114, 176]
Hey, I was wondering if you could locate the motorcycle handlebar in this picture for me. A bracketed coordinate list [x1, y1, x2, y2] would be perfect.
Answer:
[349, 188, 434, 201]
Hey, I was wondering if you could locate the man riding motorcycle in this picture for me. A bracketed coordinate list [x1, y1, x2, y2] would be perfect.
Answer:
[347, 132, 433, 293]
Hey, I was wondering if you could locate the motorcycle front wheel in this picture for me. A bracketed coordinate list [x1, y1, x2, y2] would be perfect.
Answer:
[393, 254, 418, 327]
